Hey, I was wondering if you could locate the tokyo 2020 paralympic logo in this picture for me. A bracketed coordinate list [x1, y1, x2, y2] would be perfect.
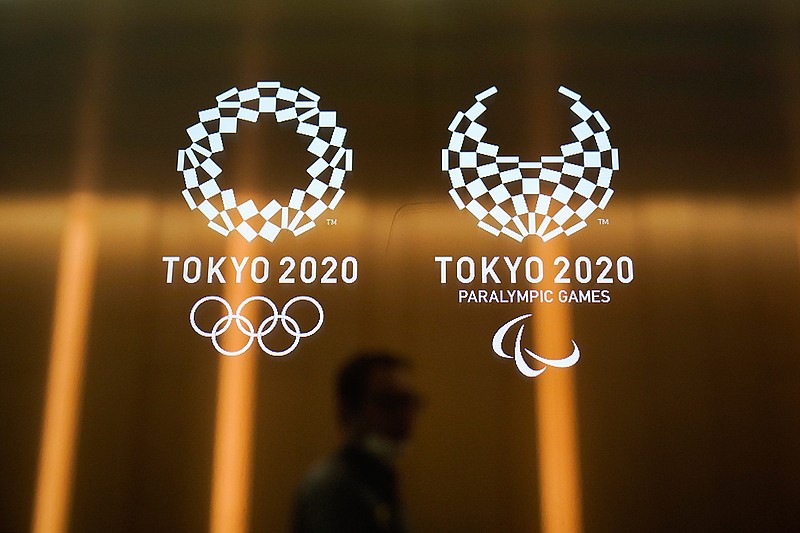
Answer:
[177, 82, 352, 242]
[442, 86, 623, 377]
[442, 86, 619, 242]
[190, 295, 324, 357]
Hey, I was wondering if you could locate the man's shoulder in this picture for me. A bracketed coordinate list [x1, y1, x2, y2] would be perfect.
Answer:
[298, 452, 357, 496]
[293, 450, 379, 533]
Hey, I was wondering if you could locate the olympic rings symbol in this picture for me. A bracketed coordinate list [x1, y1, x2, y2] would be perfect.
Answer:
[189, 295, 324, 357]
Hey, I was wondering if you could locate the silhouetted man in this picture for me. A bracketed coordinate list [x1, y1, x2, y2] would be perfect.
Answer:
[293, 352, 420, 533]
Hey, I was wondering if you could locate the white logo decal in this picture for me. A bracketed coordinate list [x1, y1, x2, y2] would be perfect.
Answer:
[190, 295, 324, 357]
[491, 314, 580, 377]
[442, 86, 619, 241]
[177, 82, 352, 241]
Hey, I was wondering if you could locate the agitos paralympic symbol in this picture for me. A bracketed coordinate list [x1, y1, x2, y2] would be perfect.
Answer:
[491, 314, 580, 378]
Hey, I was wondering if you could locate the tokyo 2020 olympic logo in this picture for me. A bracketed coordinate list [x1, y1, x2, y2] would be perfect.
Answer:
[177, 82, 352, 242]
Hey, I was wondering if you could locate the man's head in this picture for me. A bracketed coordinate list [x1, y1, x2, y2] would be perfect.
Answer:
[336, 351, 419, 444]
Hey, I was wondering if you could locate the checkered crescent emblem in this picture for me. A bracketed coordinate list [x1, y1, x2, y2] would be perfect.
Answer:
[442, 86, 619, 242]
[177, 82, 352, 241]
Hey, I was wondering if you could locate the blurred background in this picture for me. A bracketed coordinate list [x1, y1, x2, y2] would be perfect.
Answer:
[1, 1, 799, 532]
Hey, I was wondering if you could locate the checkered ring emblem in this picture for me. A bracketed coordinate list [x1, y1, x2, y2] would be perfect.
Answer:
[177, 82, 352, 242]
[442, 86, 619, 242]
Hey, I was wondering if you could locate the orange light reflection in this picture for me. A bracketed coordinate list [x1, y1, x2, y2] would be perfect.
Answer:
[533, 240, 583, 533]
[32, 192, 98, 533]
[208, 264, 258, 533]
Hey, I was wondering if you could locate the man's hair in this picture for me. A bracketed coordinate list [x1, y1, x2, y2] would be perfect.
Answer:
[336, 351, 408, 423]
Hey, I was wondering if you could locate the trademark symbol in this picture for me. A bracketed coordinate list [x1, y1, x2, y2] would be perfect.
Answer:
[326, 218, 338, 226]
[597, 218, 609, 225]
